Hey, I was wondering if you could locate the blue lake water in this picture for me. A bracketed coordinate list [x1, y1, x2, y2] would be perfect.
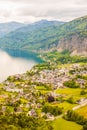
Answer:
[0, 49, 41, 82]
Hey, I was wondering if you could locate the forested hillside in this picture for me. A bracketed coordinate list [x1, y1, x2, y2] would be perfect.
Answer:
[0, 22, 25, 38]
[0, 20, 64, 50]
[0, 16, 87, 55]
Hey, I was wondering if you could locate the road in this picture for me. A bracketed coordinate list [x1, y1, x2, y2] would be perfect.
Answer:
[72, 101, 87, 110]
[46, 101, 87, 121]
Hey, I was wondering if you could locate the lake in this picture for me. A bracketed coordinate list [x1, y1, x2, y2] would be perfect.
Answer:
[0, 49, 41, 82]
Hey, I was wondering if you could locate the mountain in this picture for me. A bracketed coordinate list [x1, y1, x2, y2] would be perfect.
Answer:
[0, 16, 87, 56]
[57, 35, 87, 56]
[32, 19, 64, 27]
[0, 22, 25, 38]
[57, 15, 87, 56]
[0, 20, 65, 50]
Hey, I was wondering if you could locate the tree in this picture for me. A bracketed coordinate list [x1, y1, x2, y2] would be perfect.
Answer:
[83, 123, 87, 130]
[63, 80, 80, 88]
[67, 96, 74, 104]
[47, 95, 55, 102]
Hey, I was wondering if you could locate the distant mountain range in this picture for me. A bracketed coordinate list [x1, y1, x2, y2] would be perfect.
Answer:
[0, 22, 25, 38]
[0, 20, 64, 50]
[0, 16, 87, 56]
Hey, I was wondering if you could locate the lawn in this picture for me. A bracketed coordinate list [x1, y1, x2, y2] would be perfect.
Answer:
[58, 101, 76, 111]
[35, 85, 51, 94]
[55, 88, 87, 101]
[49, 101, 76, 112]
[56, 88, 81, 95]
[36, 85, 48, 90]
[54, 88, 87, 112]
[76, 105, 87, 118]
[52, 118, 82, 130]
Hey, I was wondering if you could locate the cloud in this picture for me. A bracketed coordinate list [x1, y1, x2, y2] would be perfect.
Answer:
[75, 0, 87, 4]
[0, 0, 87, 23]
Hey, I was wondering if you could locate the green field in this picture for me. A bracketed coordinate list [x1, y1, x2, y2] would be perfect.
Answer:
[52, 118, 82, 130]
[58, 101, 76, 111]
[76, 105, 87, 118]
[56, 88, 87, 101]
[56, 88, 81, 95]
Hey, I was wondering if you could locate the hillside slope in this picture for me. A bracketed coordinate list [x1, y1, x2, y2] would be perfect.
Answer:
[0, 20, 65, 50]
[57, 35, 87, 56]
[57, 16, 87, 56]
[0, 16, 87, 56]
[0, 22, 25, 38]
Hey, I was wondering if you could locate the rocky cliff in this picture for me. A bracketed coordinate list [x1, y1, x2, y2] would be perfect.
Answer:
[57, 35, 87, 56]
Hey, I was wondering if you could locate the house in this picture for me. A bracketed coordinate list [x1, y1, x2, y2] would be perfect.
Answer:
[76, 98, 87, 105]
[46, 113, 54, 120]
[76, 79, 86, 88]
[15, 107, 23, 113]
[41, 112, 45, 117]
[27, 109, 37, 117]
[2, 106, 6, 112]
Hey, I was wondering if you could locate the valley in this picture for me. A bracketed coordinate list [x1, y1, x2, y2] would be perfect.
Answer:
[0, 15, 87, 130]
[0, 16, 87, 56]
[0, 61, 87, 129]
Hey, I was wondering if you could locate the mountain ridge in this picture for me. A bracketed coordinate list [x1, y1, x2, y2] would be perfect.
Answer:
[0, 15, 87, 56]
[0, 21, 26, 38]
[0, 20, 64, 50]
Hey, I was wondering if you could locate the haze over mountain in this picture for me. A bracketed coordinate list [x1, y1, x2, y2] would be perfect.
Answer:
[0, 15, 87, 56]
[0, 22, 25, 38]
[0, 20, 65, 50]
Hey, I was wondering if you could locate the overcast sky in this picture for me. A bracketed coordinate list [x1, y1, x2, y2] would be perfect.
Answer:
[0, 0, 87, 23]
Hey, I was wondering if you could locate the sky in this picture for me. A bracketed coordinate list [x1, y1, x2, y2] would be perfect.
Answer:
[0, 0, 87, 23]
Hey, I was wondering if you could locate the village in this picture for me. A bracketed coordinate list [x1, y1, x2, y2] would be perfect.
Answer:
[31, 64, 87, 89]
[0, 63, 87, 120]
